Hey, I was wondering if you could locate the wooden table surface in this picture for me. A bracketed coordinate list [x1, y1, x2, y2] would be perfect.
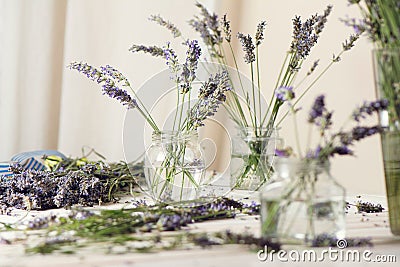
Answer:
[0, 193, 399, 267]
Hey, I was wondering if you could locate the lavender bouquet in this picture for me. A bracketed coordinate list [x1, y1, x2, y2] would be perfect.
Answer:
[184, 3, 362, 188]
[69, 40, 230, 202]
[260, 95, 388, 244]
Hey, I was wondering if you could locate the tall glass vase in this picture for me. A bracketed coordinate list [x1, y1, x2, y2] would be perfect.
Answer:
[230, 127, 282, 191]
[373, 48, 400, 235]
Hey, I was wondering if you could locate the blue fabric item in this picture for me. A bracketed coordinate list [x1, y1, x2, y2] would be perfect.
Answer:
[0, 161, 15, 178]
[10, 150, 67, 173]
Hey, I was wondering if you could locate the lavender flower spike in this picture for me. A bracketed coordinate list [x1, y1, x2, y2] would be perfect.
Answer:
[255, 21, 267, 46]
[180, 40, 202, 93]
[308, 95, 325, 123]
[69, 62, 137, 109]
[221, 14, 231, 42]
[352, 99, 389, 121]
[188, 71, 230, 129]
[237, 33, 255, 63]
[129, 44, 165, 57]
[149, 14, 181, 38]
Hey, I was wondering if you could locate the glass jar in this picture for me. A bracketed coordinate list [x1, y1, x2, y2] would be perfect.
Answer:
[230, 127, 282, 191]
[260, 158, 346, 245]
[373, 48, 400, 235]
[143, 131, 205, 202]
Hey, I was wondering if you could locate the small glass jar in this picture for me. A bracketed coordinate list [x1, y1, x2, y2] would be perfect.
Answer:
[260, 158, 346, 245]
[144, 131, 205, 202]
[230, 127, 282, 190]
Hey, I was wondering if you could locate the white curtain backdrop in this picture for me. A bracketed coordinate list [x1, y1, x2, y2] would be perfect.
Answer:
[0, 0, 385, 195]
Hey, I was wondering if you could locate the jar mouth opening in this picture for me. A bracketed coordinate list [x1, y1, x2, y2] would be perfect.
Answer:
[152, 130, 198, 141]
[274, 157, 330, 169]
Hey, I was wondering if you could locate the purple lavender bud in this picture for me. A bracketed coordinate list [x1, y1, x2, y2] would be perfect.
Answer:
[332, 146, 353, 156]
[275, 86, 295, 102]
[308, 95, 325, 123]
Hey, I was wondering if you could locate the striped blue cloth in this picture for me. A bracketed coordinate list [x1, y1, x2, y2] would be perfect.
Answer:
[0, 150, 66, 179]
[0, 161, 15, 178]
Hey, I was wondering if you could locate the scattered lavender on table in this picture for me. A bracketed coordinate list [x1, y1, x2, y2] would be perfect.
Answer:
[355, 201, 385, 213]
[312, 233, 372, 247]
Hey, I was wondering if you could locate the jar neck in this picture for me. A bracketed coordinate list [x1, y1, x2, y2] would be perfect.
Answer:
[237, 126, 280, 139]
[152, 130, 198, 143]
[274, 158, 331, 178]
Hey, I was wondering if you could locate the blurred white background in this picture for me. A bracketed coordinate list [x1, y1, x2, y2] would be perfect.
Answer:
[0, 0, 385, 195]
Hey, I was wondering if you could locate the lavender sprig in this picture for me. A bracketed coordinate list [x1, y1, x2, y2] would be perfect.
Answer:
[68, 62, 137, 109]
[221, 14, 231, 42]
[149, 14, 181, 38]
[187, 71, 230, 129]
[129, 44, 165, 57]
[255, 21, 267, 46]
[290, 15, 319, 60]
[237, 33, 255, 64]
[189, 2, 222, 57]
[352, 99, 389, 121]
[180, 40, 202, 94]
[163, 43, 181, 83]
[301, 95, 387, 161]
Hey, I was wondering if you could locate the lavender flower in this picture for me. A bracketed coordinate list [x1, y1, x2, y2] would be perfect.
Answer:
[237, 33, 255, 63]
[342, 33, 363, 51]
[307, 59, 320, 75]
[274, 148, 293, 157]
[221, 14, 231, 42]
[290, 15, 319, 60]
[255, 21, 267, 46]
[129, 44, 165, 57]
[188, 71, 230, 129]
[275, 86, 295, 102]
[68, 62, 137, 109]
[315, 5, 333, 35]
[163, 43, 181, 83]
[351, 126, 382, 141]
[190, 2, 222, 54]
[308, 95, 326, 123]
[352, 99, 389, 121]
[180, 40, 202, 93]
[332, 146, 353, 156]
[149, 14, 181, 38]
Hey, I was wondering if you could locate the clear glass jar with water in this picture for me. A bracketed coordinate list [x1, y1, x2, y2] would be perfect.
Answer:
[144, 131, 205, 202]
[260, 158, 346, 245]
